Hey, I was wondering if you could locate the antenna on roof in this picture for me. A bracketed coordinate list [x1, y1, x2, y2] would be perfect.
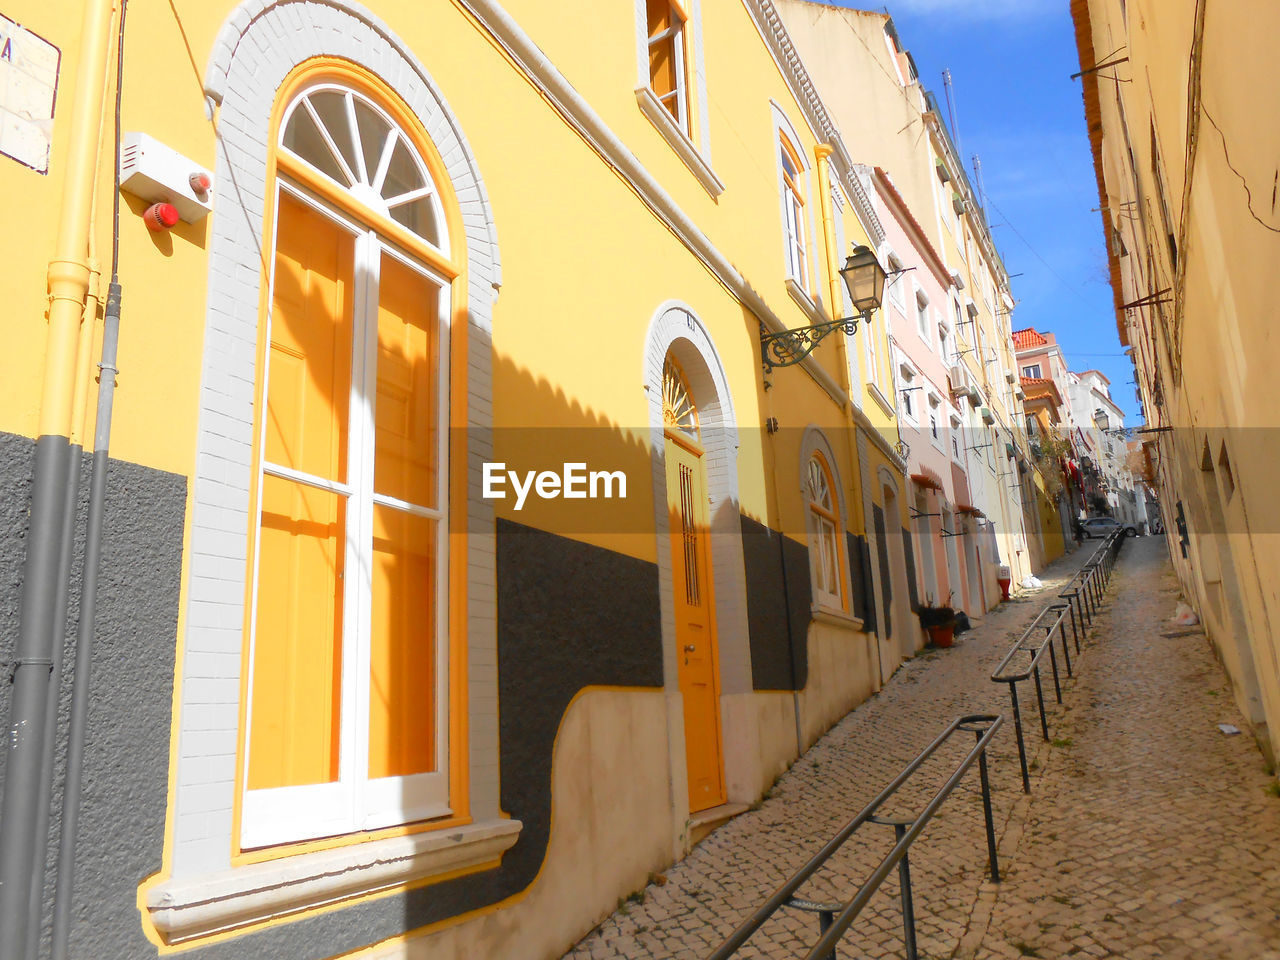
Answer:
[972, 153, 986, 213]
[942, 68, 962, 159]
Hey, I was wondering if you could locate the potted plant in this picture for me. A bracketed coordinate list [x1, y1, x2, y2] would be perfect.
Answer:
[917, 592, 958, 648]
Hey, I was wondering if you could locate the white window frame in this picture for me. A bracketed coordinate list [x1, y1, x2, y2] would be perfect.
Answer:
[644, 0, 689, 131]
[778, 132, 810, 288]
[928, 391, 944, 451]
[898, 359, 918, 424]
[1023, 363, 1042, 379]
[242, 110, 452, 850]
[915, 288, 931, 345]
[886, 251, 906, 310]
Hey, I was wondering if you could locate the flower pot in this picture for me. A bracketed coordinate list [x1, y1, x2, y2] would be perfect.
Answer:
[927, 623, 955, 648]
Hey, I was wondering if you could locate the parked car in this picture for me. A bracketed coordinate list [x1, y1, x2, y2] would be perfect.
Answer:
[1080, 516, 1139, 538]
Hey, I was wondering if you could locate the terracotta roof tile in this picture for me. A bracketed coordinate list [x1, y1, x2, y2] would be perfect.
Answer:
[1012, 328, 1048, 349]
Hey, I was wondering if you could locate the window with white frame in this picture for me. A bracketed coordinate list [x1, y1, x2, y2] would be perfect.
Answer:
[242, 82, 453, 849]
[779, 133, 809, 287]
[950, 415, 963, 460]
[645, 0, 690, 131]
[886, 252, 906, 310]
[938, 322, 951, 366]
[915, 290, 930, 343]
[928, 393, 943, 448]
[899, 362, 917, 421]
[806, 452, 847, 611]
[1022, 363, 1042, 379]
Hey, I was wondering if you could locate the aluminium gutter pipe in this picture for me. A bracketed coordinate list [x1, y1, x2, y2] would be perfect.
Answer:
[0, 0, 119, 953]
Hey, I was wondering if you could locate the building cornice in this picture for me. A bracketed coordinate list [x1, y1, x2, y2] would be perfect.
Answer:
[741, 0, 886, 247]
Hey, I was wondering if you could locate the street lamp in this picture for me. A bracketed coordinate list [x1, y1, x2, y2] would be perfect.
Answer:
[760, 244, 888, 372]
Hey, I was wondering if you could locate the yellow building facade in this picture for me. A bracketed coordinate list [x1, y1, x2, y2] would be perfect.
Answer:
[0, 2, 931, 958]
[1072, 0, 1280, 767]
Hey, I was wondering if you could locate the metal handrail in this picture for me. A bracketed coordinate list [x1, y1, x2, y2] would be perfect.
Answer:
[994, 529, 1127, 793]
[707, 714, 1004, 960]
[991, 604, 1073, 793]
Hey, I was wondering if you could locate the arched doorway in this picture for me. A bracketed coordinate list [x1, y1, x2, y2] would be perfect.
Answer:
[662, 356, 726, 813]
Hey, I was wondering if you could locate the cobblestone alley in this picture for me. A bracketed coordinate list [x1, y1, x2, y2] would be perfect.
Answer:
[563, 536, 1280, 960]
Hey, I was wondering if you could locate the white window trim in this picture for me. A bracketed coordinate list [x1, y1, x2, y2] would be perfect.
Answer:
[914, 287, 931, 347]
[147, 819, 522, 943]
[800, 432, 855, 622]
[950, 416, 964, 463]
[240, 144, 453, 849]
[773, 105, 816, 295]
[886, 250, 906, 310]
[868, 380, 895, 418]
[1023, 363, 1042, 379]
[635, 0, 711, 156]
[787, 276, 826, 326]
[635, 86, 724, 197]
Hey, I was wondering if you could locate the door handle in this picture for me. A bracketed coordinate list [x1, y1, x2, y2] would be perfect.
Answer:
[684, 644, 696, 653]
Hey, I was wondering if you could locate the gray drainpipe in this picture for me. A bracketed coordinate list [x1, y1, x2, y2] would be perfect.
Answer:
[25, 441, 85, 960]
[49, 280, 121, 960]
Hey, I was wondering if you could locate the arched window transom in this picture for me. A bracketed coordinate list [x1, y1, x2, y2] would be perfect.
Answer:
[281, 83, 445, 249]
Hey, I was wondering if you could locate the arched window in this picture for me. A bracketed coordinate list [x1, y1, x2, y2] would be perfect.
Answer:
[241, 77, 454, 849]
[779, 133, 809, 286]
[807, 452, 847, 611]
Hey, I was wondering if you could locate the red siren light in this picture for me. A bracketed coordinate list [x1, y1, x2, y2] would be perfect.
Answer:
[143, 202, 180, 231]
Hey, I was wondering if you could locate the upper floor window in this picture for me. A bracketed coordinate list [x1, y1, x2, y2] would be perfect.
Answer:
[779, 133, 809, 286]
[646, 0, 689, 130]
[806, 452, 846, 611]
[243, 80, 454, 849]
[915, 290, 931, 343]
[886, 253, 906, 310]
[1023, 363, 1042, 379]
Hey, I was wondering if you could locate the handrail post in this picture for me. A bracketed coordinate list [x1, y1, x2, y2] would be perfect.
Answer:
[1045, 637, 1063, 704]
[976, 731, 1000, 883]
[816, 910, 836, 960]
[1033, 664, 1049, 740]
[1008, 681, 1030, 793]
[894, 823, 918, 960]
[1058, 615, 1074, 673]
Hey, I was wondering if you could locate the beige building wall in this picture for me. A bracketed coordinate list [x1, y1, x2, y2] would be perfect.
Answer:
[1073, 0, 1280, 766]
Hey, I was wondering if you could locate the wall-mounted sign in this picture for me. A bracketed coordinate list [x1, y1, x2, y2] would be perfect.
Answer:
[0, 14, 59, 174]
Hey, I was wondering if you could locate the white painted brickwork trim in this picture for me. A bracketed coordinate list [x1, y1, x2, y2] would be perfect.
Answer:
[168, 0, 507, 913]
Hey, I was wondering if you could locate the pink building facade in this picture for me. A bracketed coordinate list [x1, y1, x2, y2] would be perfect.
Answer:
[871, 168, 987, 627]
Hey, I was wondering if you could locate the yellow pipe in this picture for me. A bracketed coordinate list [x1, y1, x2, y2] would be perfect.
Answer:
[38, 0, 118, 441]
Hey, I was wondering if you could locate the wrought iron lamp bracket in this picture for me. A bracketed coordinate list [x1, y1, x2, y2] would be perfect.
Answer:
[759, 312, 867, 373]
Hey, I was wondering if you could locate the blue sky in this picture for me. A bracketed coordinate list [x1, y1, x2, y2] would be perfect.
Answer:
[821, 0, 1138, 421]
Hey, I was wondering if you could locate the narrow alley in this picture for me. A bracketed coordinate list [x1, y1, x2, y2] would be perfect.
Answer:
[564, 537, 1280, 960]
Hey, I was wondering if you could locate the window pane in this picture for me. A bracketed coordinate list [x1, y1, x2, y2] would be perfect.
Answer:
[382, 136, 427, 201]
[368, 505, 437, 779]
[306, 91, 361, 183]
[282, 104, 348, 185]
[374, 253, 439, 507]
[266, 193, 353, 482]
[353, 99, 393, 187]
[248, 474, 346, 790]
[389, 197, 441, 246]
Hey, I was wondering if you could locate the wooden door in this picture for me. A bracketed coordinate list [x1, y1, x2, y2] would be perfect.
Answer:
[666, 433, 725, 813]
